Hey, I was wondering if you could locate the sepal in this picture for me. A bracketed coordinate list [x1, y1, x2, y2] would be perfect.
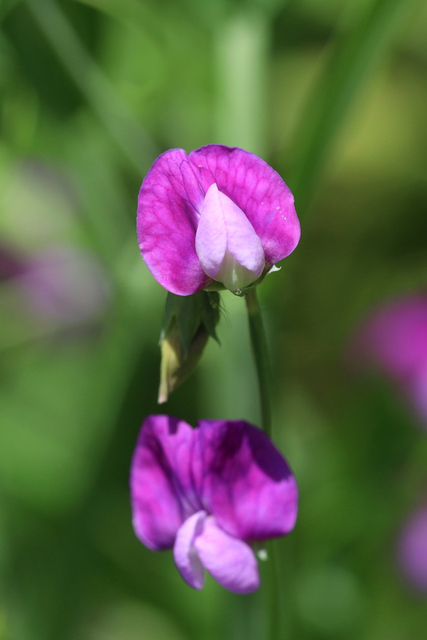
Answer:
[158, 291, 221, 403]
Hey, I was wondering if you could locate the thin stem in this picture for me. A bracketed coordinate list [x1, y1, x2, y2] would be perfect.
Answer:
[245, 288, 272, 435]
[25, 0, 158, 173]
[267, 540, 282, 640]
[246, 288, 287, 640]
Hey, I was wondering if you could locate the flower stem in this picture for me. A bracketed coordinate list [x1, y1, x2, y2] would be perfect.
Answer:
[245, 288, 290, 640]
[267, 540, 282, 640]
[245, 288, 272, 436]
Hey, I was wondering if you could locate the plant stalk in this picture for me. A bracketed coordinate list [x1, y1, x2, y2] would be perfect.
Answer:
[245, 287, 272, 437]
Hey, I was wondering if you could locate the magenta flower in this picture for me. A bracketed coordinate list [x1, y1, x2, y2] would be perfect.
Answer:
[1, 243, 110, 325]
[353, 294, 427, 427]
[130, 415, 298, 594]
[137, 145, 300, 295]
[19, 246, 110, 323]
[398, 504, 427, 592]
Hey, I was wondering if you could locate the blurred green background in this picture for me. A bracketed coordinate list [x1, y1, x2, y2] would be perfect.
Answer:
[1, 0, 427, 638]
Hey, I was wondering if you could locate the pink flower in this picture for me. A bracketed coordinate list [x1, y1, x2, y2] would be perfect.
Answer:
[353, 294, 427, 427]
[137, 145, 300, 295]
[19, 246, 110, 323]
[0, 243, 110, 324]
[130, 415, 298, 594]
[398, 504, 427, 592]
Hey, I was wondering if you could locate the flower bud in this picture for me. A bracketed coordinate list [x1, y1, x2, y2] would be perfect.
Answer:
[158, 291, 220, 403]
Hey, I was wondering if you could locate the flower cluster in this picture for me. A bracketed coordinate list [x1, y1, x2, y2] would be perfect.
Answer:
[130, 416, 298, 593]
[132, 145, 299, 594]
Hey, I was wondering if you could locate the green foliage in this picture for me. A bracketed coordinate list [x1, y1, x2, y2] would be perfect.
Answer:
[0, 0, 427, 638]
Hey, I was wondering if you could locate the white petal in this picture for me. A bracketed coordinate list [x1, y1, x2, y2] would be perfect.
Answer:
[173, 511, 207, 589]
[194, 516, 260, 594]
[195, 184, 264, 292]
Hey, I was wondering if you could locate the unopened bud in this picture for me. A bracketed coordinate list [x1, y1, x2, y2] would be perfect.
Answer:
[158, 291, 220, 403]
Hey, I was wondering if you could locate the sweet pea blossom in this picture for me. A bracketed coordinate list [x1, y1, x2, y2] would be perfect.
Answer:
[398, 504, 427, 592]
[352, 294, 427, 427]
[130, 415, 298, 594]
[0, 243, 110, 324]
[137, 145, 300, 295]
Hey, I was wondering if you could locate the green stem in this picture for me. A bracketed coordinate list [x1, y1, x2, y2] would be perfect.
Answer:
[245, 289, 287, 640]
[245, 288, 272, 436]
[267, 540, 282, 640]
[246, 288, 290, 640]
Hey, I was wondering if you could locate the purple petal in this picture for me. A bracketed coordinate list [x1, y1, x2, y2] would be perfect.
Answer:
[137, 149, 212, 295]
[173, 510, 207, 589]
[188, 145, 300, 267]
[356, 296, 427, 379]
[19, 246, 110, 323]
[398, 505, 427, 592]
[195, 184, 265, 292]
[194, 516, 260, 594]
[130, 415, 201, 550]
[408, 365, 427, 428]
[194, 420, 298, 541]
[352, 295, 427, 426]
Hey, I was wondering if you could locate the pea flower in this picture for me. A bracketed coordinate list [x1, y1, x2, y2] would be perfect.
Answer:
[0, 242, 110, 325]
[352, 294, 427, 428]
[130, 415, 298, 594]
[398, 504, 427, 592]
[137, 145, 300, 295]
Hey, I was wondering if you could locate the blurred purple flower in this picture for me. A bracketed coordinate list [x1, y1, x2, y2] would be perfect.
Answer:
[352, 294, 427, 427]
[130, 415, 298, 594]
[137, 145, 300, 295]
[1, 243, 110, 325]
[0, 243, 27, 280]
[19, 246, 110, 323]
[398, 504, 427, 592]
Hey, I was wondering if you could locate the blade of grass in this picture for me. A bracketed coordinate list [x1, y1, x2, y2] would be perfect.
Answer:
[24, 0, 159, 173]
[288, 0, 419, 214]
[214, 9, 269, 156]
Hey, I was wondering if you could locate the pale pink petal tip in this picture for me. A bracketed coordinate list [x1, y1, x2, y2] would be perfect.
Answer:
[173, 511, 207, 590]
[195, 183, 264, 292]
[195, 516, 260, 594]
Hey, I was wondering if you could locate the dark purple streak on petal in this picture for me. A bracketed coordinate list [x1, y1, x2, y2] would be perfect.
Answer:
[130, 415, 201, 550]
[195, 420, 298, 542]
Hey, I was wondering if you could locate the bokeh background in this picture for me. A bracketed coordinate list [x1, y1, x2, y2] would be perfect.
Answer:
[1, 0, 427, 638]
